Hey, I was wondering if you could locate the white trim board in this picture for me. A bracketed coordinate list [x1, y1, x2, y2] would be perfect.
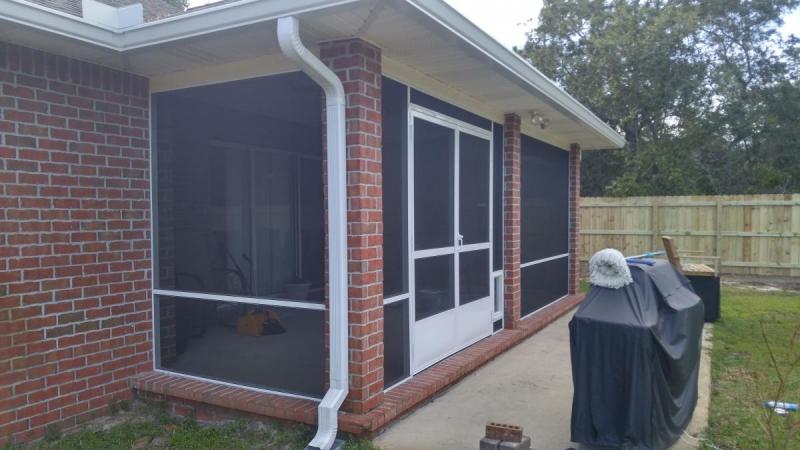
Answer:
[520, 253, 569, 269]
[153, 289, 326, 311]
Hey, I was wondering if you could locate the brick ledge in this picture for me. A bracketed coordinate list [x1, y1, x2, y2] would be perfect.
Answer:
[130, 294, 584, 435]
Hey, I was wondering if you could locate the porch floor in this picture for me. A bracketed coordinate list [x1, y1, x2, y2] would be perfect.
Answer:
[373, 312, 712, 450]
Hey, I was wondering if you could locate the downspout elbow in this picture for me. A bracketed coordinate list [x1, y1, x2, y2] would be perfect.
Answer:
[277, 17, 345, 101]
[277, 15, 348, 450]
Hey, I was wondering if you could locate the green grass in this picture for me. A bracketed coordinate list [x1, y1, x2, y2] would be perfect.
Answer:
[7, 401, 379, 450]
[704, 286, 800, 450]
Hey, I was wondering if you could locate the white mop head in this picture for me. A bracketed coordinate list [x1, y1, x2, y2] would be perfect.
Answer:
[589, 248, 633, 289]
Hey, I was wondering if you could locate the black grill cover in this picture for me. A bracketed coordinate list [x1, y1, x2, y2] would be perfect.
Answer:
[569, 260, 704, 449]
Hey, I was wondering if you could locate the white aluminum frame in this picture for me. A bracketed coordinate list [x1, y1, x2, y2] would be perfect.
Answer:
[517, 134, 572, 320]
[407, 104, 495, 375]
[520, 252, 569, 269]
[151, 289, 326, 311]
[492, 269, 504, 323]
[147, 74, 331, 404]
[383, 293, 410, 306]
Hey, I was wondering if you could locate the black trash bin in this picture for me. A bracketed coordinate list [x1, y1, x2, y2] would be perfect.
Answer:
[570, 260, 704, 450]
[687, 274, 721, 322]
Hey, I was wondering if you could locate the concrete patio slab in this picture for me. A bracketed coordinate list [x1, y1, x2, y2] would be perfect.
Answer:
[374, 313, 712, 450]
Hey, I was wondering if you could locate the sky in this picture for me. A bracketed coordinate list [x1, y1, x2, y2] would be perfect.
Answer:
[442, 0, 542, 49]
[186, 0, 800, 50]
[443, 0, 800, 49]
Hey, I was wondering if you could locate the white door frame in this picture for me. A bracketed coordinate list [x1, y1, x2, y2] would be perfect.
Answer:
[407, 104, 494, 374]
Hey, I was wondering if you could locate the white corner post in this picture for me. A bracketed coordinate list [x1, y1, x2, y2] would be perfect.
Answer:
[277, 16, 348, 450]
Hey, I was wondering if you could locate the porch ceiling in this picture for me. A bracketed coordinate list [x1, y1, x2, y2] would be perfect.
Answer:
[0, 0, 624, 150]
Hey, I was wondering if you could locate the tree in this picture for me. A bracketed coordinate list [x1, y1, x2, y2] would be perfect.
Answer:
[519, 0, 800, 196]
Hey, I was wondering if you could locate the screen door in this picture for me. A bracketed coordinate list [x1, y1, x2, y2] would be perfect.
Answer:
[409, 107, 493, 373]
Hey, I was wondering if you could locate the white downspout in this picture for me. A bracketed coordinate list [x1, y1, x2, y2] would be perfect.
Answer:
[277, 16, 348, 450]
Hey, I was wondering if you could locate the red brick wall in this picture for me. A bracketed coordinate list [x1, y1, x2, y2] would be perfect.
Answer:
[319, 39, 384, 414]
[568, 144, 581, 295]
[0, 42, 151, 445]
[502, 114, 521, 329]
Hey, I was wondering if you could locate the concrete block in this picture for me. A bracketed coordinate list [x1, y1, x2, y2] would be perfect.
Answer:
[498, 435, 531, 450]
[479, 437, 501, 450]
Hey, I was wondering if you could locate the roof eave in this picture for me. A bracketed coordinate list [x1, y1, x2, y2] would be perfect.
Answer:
[1, 0, 625, 149]
[401, 0, 625, 149]
[1, 0, 120, 48]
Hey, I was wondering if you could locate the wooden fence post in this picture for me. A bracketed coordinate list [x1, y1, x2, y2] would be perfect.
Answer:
[715, 200, 723, 263]
[651, 201, 660, 252]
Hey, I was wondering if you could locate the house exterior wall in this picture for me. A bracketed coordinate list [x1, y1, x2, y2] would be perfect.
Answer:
[0, 37, 586, 444]
[0, 42, 151, 445]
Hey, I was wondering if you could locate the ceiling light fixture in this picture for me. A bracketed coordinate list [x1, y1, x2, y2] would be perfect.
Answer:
[529, 110, 549, 130]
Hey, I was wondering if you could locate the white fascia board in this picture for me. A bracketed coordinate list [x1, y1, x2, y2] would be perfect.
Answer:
[117, 0, 360, 49]
[1, 0, 359, 50]
[1, 0, 120, 49]
[402, 0, 626, 149]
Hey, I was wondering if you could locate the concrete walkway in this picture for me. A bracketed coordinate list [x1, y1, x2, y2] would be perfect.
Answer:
[374, 313, 712, 450]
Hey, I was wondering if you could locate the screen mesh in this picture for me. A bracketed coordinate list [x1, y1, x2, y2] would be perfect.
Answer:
[520, 135, 569, 262]
[521, 257, 569, 317]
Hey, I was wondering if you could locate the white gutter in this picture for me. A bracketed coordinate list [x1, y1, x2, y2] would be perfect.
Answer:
[277, 16, 348, 450]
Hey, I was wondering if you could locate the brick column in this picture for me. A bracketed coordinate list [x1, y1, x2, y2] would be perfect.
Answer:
[568, 143, 582, 295]
[319, 39, 384, 414]
[502, 114, 521, 329]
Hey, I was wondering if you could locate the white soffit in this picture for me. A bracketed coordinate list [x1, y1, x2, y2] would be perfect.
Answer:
[0, 0, 624, 149]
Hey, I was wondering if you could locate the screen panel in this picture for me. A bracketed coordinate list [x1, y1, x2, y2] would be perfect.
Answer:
[520, 257, 569, 317]
[493, 124, 504, 272]
[157, 296, 325, 397]
[299, 158, 325, 291]
[520, 135, 569, 263]
[459, 249, 490, 305]
[384, 299, 410, 388]
[410, 89, 492, 131]
[154, 73, 325, 303]
[382, 77, 409, 297]
[415, 255, 454, 320]
[413, 119, 455, 251]
[493, 319, 503, 333]
[459, 133, 491, 245]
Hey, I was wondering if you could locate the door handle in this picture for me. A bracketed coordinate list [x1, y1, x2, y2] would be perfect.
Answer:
[457, 233, 464, 247]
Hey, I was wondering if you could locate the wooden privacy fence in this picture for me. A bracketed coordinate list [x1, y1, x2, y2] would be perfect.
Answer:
[580, 194, 800, 277]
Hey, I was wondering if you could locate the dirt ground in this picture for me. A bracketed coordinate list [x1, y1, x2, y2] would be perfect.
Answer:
[722, 276, 800, 293]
